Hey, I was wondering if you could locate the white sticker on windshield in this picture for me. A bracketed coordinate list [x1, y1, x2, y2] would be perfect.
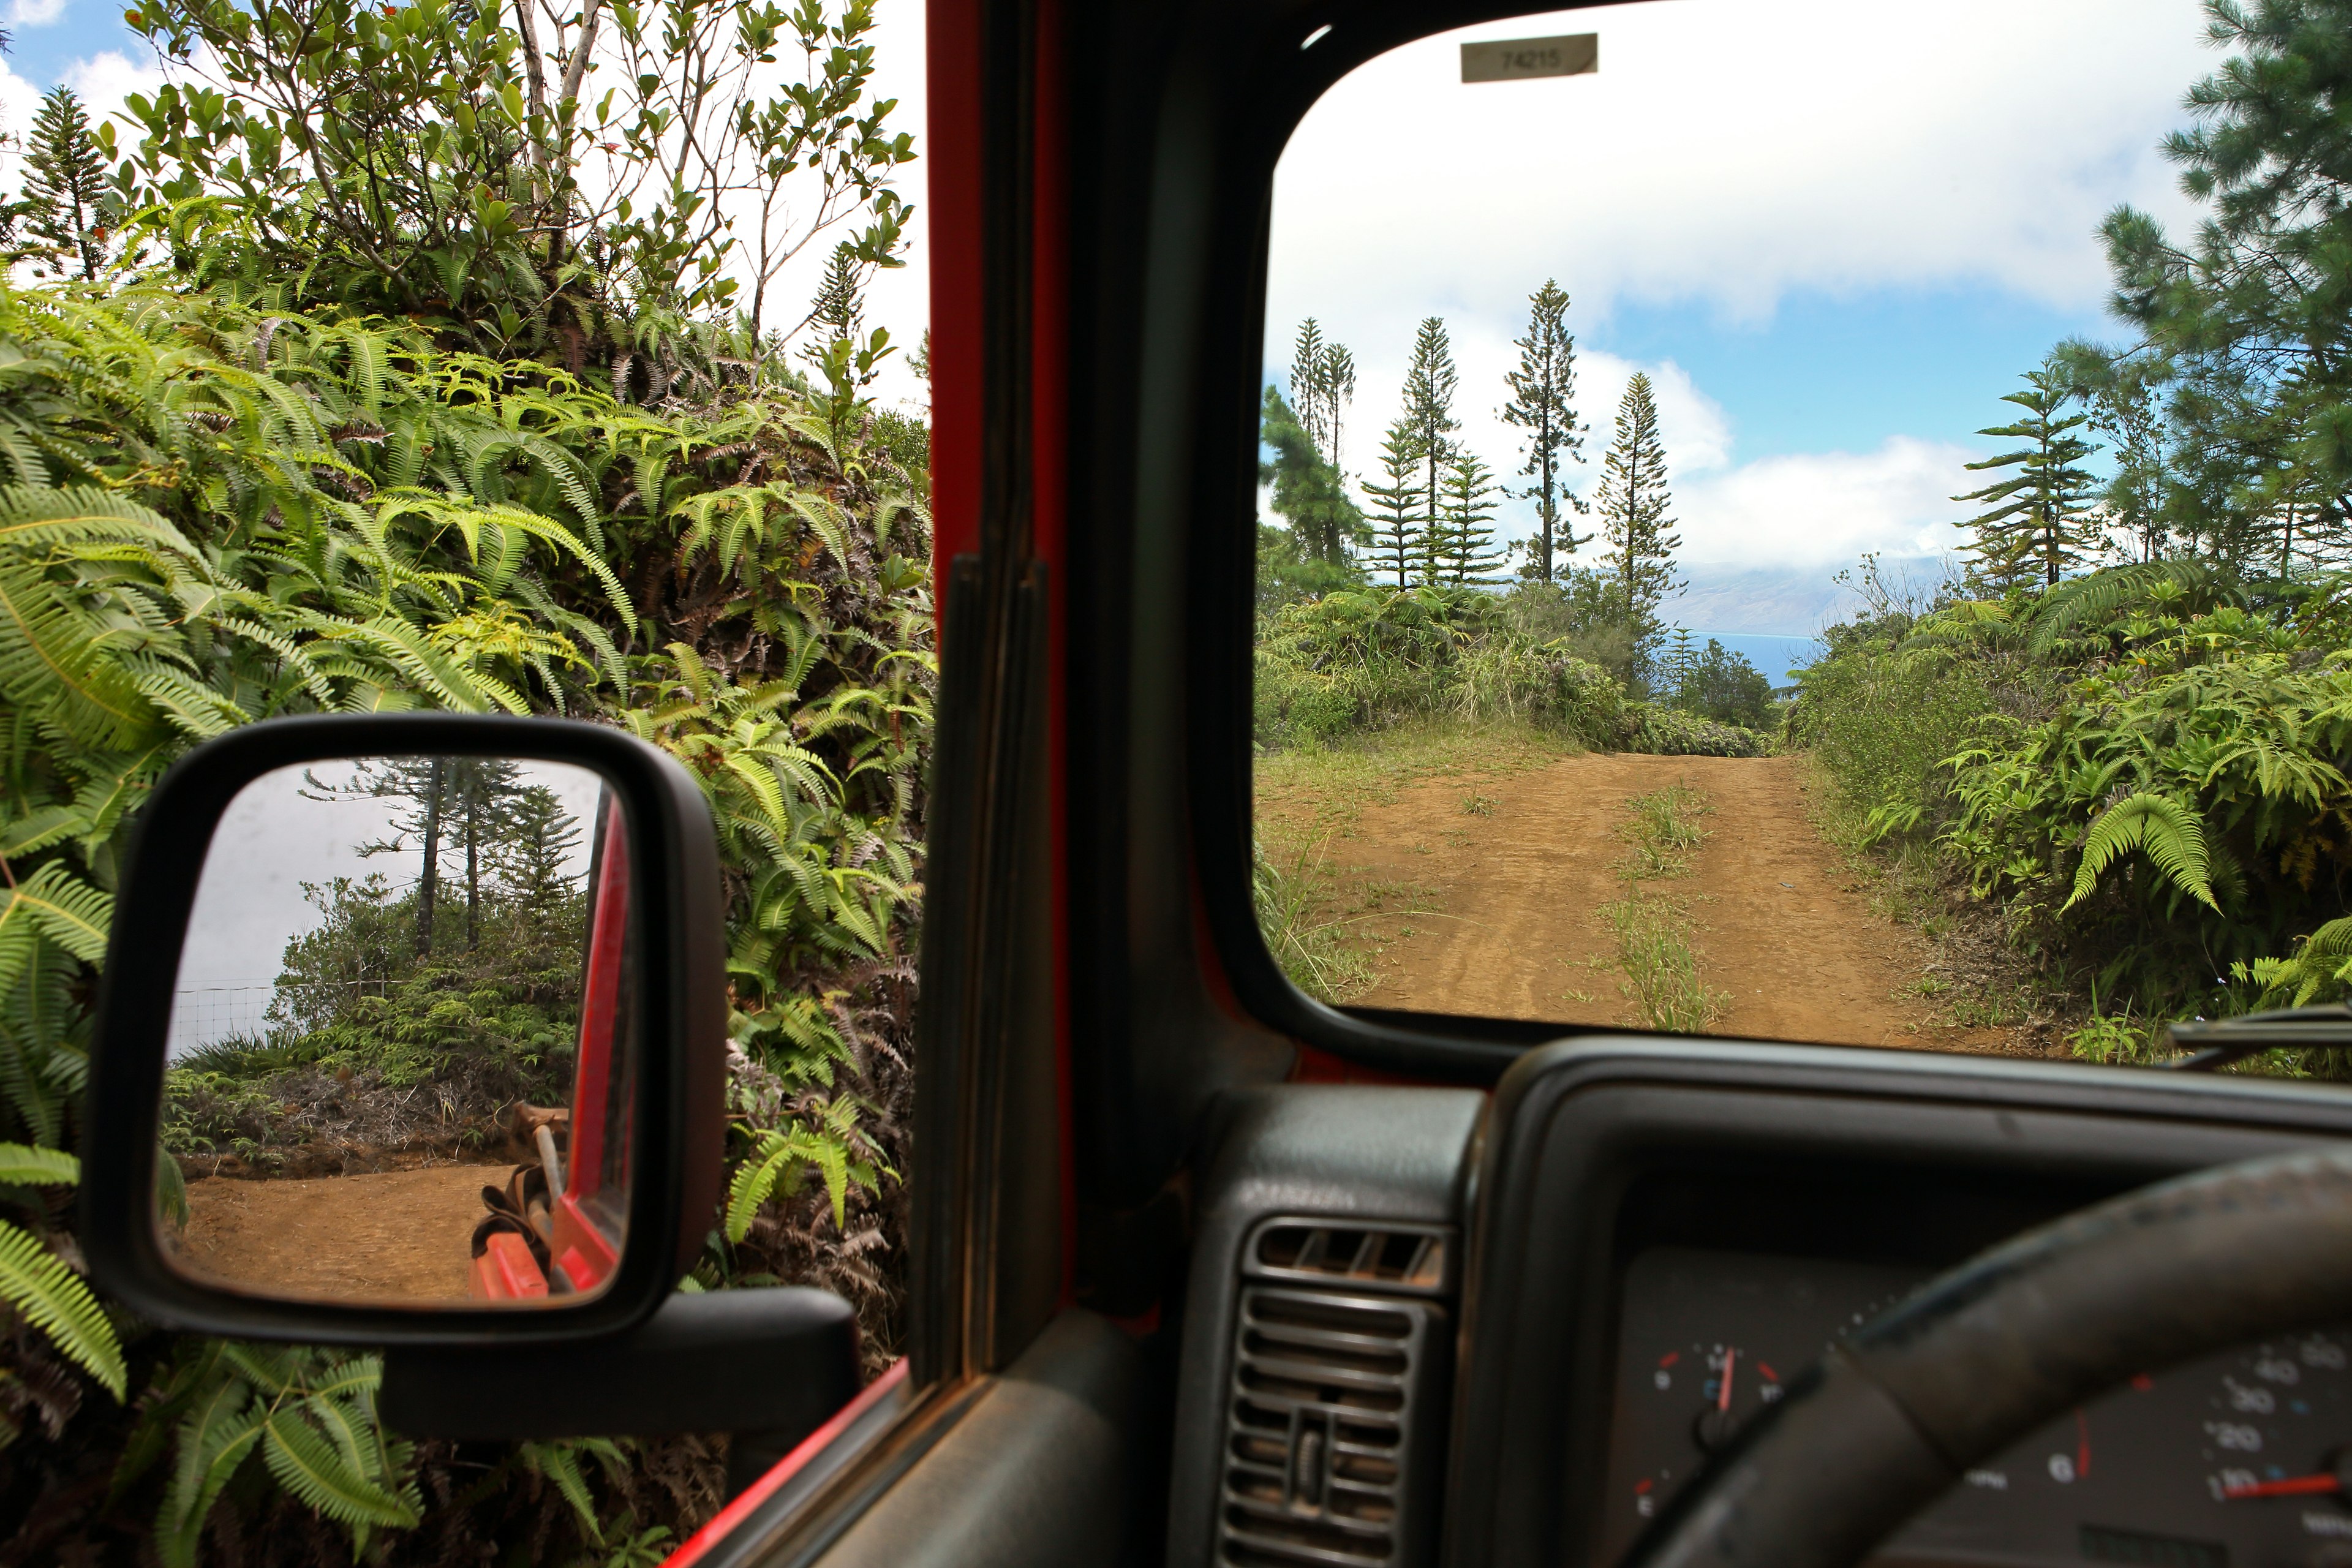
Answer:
[1460, 34, 1597, 84]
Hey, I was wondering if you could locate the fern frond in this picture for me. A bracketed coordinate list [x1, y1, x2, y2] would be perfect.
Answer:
[2063, 793, 2219, 913]
[0, 1218, 125, 1397]
[0, 1141, 78, 1185]
[260, 1406, 420, 1529]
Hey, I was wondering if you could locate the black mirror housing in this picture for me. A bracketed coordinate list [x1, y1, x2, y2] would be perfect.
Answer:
[81, 714, 728, 1346]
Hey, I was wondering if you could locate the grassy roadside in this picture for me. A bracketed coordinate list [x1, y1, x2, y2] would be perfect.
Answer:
[1789, 753, 2056, 1049]
[1251, 720, 1584, 1003]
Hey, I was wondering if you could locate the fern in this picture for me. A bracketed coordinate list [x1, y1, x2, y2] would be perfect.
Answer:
[2064, 793, 2220, 913]
[2027, 558, 2231, 656]
[157, 1374, 268, 1568]
[0, 1218, 124, 1397]
[0, 1140, 77, 1185]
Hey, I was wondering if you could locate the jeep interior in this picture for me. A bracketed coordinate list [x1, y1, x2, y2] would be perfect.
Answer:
[78, 5, 2352, 1568]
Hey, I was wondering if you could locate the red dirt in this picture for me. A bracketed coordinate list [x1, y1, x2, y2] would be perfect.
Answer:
[1335, 751, 2024, 1051]
[177, 1163, 505, 1303]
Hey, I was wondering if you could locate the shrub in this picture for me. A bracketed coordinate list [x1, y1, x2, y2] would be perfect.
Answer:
[1624, 704, 1768, 758]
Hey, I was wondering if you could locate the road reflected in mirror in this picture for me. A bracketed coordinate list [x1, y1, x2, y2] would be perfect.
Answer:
[157, 755, 635, 1306]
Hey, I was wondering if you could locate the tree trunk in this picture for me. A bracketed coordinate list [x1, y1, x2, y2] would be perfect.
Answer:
[416, 760, 443, 958]
[466, 780, 480, 952]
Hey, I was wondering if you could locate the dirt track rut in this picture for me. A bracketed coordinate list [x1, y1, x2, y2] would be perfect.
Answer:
[179, 1164, 502, 1302]
[1337, 752, 2016, 1050]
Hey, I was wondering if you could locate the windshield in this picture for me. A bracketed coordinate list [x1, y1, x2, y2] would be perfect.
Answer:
[1251, 0, 2351, 1077]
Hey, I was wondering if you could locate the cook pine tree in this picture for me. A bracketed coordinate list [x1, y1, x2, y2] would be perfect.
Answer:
[311, 757, 531, 956]
[1401, 317, 1462, 577]
[1287, 319, 1358, 472]
[21, 86, 112, 280]
[1499, 279, 1591, 583]
[1595, 372, 1686, 673]
[1436, 451, 1509, 586]
[1953, 363, 2101, 590]
[1363, 419, 1425, 588]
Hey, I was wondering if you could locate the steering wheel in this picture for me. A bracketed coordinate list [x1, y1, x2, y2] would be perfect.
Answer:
[1623, 1148, 2352, 1568]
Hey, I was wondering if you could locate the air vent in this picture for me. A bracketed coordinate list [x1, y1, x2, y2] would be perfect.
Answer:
[1216, 1284, 1448, 1568]
[1248, 1221, 1450, 1296]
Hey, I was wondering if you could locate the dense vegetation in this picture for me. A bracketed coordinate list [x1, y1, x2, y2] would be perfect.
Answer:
[1793, 0, 2352, 1063]
[0, 0, 930, 1553]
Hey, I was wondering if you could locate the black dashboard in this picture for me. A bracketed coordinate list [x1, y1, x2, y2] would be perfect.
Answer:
[1169, 1039, 2352, 1568]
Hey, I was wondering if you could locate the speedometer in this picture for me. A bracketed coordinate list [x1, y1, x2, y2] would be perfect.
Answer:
[1602, 1250, 2352, 1568]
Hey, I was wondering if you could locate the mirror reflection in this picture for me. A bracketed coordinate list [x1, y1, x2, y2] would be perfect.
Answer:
[158, 755, 635, 1306]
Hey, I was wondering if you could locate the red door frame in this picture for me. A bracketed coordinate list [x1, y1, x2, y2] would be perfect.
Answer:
[927, 0, 1079, 1301]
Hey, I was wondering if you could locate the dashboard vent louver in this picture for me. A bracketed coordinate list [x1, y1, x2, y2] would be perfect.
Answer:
[1218, 1219, 1452, 1568]
[1252, 1224, 1447, 1294]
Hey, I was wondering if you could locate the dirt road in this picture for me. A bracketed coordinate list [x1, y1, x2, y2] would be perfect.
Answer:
[1319, 751, 2019, 1050]
[179, 1164, 501, 1302]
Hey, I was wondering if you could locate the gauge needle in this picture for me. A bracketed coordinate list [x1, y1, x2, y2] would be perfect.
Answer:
[2223, 1476, 2342, 1499]
[1719, 1349, 1736, 1414]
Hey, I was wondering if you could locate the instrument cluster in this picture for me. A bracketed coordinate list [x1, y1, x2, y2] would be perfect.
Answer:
[1603, 1248, 2352, 1568]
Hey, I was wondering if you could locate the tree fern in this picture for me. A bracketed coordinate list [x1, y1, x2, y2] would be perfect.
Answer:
[0, 1218, 124, 1397]
[2064, 793, 2220, 913]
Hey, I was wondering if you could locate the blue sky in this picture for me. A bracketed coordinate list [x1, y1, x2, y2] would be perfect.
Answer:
[0, 1, 156, 125]
[1264, 0, 2221, 626]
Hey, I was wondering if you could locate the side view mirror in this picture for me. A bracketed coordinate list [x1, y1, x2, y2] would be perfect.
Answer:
[80, 714, 728, 1346]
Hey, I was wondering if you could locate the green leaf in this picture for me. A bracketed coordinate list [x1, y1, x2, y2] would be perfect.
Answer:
[260, 1406, 421, 1529]
[2064, 792, 2218, 914]
[0, 1218, 126, 1398]
[0, 1141, 77, 1185]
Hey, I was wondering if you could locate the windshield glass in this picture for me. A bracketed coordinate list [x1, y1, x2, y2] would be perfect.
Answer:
[1253, 0, 2350, 1076]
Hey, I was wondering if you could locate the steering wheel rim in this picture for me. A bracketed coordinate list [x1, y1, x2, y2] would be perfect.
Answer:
[1621, 1147, 2352, 1568]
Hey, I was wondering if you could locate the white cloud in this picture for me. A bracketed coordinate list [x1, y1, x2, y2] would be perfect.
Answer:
[62, 48, 164, 127]
[1265, 0, 2215, 576]
[7, 0, 65, 28]
[1676, 436, 1974, 571]
[1270, 0, 2212, 334]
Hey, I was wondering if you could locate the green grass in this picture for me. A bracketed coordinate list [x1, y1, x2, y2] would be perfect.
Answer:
[1252, 837, 1377, 1002]
[1600, 893, 1725, 1033]
[1596, 782, 1727, 1032]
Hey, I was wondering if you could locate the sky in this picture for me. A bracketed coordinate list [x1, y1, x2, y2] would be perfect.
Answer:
[1264, 0, 2222, 631]
[169, 758, 605, 1056]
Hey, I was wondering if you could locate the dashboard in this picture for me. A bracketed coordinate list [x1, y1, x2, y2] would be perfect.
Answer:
[1169, 1041, 2352, 1568]
[1602, 1246, 2352, 1568]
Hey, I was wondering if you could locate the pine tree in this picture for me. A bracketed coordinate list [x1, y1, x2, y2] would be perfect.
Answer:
[1662, 627, 1697, 695]
[1401, 317, 1461, 575]
[22, 87, 112, 281]
[307, 757, 525, 956]
[1436, 450, 1508, 586]
[1286, 320, 1357, 472]
[1289, 319, 1330, 456]
[1953, 364, 2102, 590]
[1260, 386, 1365, 567]
[1362, 420, 1425, 589]
[496, 785, 587, 931]
[1319, 342, 1355, 475]
[1594, 373, 1685, 673]
[2097, 0, 2352, 564]
[1499, 280, 1591, 583]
